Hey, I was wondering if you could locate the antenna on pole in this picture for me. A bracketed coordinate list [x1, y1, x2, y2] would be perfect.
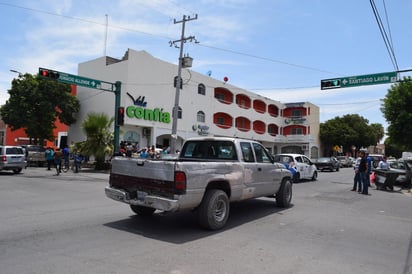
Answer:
[104, 14, 108, 56]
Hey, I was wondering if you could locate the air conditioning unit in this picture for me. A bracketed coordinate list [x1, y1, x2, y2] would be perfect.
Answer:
[143, 128, 151, 136]
[301, 144, 308, 150]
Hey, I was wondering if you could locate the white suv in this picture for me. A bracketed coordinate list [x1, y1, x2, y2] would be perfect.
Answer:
[0, 146, 26, 174]
[274, 153, 317, 181]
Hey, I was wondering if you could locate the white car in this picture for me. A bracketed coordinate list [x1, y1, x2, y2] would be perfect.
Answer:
[274, 153, 318, 181]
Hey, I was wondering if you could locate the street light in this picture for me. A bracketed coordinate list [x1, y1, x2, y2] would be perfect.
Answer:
[10, 69, 23, 76]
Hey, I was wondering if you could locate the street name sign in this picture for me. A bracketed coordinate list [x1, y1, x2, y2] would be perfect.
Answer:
[321, 71, 397, 90]
[58, 72, 102, 89]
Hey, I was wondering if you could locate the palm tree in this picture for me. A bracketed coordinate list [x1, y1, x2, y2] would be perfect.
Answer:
[76, 113, 114, 170]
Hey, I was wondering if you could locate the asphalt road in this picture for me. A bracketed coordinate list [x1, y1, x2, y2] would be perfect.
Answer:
[0, 167, 411, 274]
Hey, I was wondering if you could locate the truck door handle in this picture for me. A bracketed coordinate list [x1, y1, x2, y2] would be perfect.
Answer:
[257, 167, 262, 171]
[136, 160, 145, 166]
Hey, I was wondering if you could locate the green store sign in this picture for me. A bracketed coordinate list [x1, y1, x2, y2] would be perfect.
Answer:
[126, 106, 171, 124]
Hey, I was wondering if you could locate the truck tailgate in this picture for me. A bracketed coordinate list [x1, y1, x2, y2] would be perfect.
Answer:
[109, 157, 179, 197]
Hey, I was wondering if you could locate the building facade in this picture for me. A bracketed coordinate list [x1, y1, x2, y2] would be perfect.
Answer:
[68, 49, 320, 158]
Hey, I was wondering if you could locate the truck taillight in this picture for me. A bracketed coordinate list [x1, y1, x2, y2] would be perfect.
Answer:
[174, 171, 186, 192]
[1, 156, 6, 162]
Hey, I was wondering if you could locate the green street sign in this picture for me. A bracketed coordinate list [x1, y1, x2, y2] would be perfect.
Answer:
[321, 71, 397, 90]
[57, 72, 101, 89]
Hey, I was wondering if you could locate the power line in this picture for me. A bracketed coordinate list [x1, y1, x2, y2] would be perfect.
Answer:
[317, 99, 380, 106]
[0, 2, 169, 39]
[369, 0, 399, 71]
[0, 2, 342, 79]
[197, 44, 341, 76]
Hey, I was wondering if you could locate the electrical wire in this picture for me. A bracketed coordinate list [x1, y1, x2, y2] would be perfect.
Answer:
[369, 0, 398, 71]
[197, 44, 341, 76]
[7, 1, 400, 91]
[0, 1, 341, 80]
[0, 2, 170, 39]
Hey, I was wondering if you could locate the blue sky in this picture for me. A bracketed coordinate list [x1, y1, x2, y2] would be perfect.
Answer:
[1, 0, 411, 138]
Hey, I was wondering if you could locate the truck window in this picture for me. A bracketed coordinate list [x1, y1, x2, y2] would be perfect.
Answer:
[193, 143, 211, 158]
[181, 141, 237, 160]
[240, 142, 255, 162]
[217, 143, 237, 160]
[252, 143, 272, 163]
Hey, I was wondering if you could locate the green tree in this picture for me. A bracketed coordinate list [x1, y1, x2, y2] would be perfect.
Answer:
[384, 137, 403, 158]
[381, 77, 412, 151]
[320, 114, 384, 155]
[0, 73, 80, 144]
[75, 113, 114, 170]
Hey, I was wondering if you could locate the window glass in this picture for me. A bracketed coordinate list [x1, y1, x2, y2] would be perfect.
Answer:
[198, 83, 206, 95]
[240, 142, 255, 162]
[197, 111, 205, 122]
[181, 141, 236, 160]
[291, 128, 303, 135]
[291, 109, 303, 118]
[252, 143, 272, 163]
[217, 117, 224, 125]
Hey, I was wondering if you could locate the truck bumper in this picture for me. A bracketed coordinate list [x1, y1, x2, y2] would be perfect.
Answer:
[105, 186, 179, 212]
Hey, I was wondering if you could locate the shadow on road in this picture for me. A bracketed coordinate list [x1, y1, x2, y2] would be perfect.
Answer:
[104, 198, 292, 244]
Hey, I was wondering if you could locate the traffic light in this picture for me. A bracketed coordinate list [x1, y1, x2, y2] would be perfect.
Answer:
[321, 78, 341, 90]
[117, 107, 125, 126]
[174, 76, 183, 89]
[39, 68, 60, 79]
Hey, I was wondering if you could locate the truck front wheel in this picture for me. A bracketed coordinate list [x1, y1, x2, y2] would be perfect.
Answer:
[130, 205, 156, 216]
[276, 178, 292, 208]
[198, 189, 229, 230]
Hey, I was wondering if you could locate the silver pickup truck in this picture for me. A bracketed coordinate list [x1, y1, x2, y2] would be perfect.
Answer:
[105, 137, 293, 230]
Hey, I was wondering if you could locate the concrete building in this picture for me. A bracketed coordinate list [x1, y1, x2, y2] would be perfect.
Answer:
[68, 49, 320, 158]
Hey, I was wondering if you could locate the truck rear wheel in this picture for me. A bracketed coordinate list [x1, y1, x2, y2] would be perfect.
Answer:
[130, 205, 156, 216]
[198, 189, 229, 230]
[276, 178, 292, 208]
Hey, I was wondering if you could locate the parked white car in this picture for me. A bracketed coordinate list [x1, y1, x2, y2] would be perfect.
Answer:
[274, 153, 318, 181]
[0, 146, 26, 174]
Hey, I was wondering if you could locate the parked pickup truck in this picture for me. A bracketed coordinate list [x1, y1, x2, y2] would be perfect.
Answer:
[106, 137, 293, 230]
[22, 145, 46, 167]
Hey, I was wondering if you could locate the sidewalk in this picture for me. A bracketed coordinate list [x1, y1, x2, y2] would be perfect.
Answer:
[21, 166, 110, 181]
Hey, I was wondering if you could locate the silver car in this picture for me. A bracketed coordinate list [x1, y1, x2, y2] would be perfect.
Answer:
[0, 146, 26, 174]
[336, 156, 353, 168]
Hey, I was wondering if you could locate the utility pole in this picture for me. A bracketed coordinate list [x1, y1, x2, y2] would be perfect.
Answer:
[169, 14, 198, 154]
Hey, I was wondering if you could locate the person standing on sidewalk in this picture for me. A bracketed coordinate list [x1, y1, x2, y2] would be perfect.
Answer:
[63, 145, 70, 168]
[358, 151, 369, 195]
[366, 152, 373, 187]
[45, 147, 54, 171]
[352, 152, 362, 192]
[53, 148, 63, 175]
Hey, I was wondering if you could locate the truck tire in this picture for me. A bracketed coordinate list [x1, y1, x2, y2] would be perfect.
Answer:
[130, 205, 156, 216]
[276, 178, 292, 208]
[198, 189, 229, 230]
